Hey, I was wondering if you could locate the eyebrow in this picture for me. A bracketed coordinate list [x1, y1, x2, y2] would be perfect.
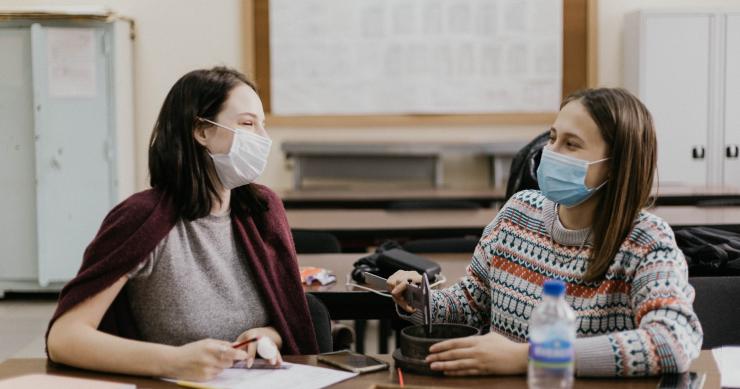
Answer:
[237, 112, 259, 119]
[550, 126, 585, 143]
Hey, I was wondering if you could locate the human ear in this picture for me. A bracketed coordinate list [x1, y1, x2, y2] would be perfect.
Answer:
[193, 126, 209, 147]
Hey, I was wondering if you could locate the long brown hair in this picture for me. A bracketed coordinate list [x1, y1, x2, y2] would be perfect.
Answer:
[563, 88, 657, 282]
[148, 67, 267, 220]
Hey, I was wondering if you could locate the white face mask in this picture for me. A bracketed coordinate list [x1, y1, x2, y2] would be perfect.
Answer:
[199, 117, 272, 190]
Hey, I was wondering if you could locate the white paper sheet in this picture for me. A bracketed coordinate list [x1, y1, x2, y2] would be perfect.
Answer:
[165, 362, 358, 389]
[713, 347, 740, 388]
[269, 0, 562, 115]
[47, 27, 96, 98]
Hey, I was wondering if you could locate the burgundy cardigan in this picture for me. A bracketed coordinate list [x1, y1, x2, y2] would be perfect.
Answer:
[46, 185, 319, 357]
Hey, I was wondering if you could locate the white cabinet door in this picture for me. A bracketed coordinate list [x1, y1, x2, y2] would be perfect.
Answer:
[642, 14, 712, 185]
[724, 13, 740, 184]
[0, 28, 38, 281]
[30, 24, 116, 286]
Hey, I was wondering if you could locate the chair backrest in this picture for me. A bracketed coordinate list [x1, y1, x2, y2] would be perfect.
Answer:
[305, 293, 333, 353]
[403, 237, 479, 253]
[689, 276, 740, 349]
[291, 230, 341, 254]
[505, 130, 549, 202]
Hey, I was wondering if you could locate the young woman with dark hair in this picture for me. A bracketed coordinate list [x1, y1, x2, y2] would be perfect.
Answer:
[46, 67, 318, 382]
[388, 88, 703, 377]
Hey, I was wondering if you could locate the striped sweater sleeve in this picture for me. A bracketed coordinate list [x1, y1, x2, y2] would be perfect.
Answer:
[397, 217, 501, 328]
[575, 244, 703, 376]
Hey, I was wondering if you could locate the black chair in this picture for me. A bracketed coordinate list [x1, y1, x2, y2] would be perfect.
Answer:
[291, 229, 341, 254]
[689, 276, 740, 349]
[403, 236, 479, 253]
[505, 130, 549, 202]
[305, 293, 333, 353]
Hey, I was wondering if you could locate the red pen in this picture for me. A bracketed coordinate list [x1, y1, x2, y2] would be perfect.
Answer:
[397, 367, 404, 387]
[232, 337, 260, 349]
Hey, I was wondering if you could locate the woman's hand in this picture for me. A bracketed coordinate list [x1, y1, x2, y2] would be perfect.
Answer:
[233, 326, 283, 367]
[386, 270, 423, 313]
[166, 339, 247, 382]
[425, 331, 529, 376]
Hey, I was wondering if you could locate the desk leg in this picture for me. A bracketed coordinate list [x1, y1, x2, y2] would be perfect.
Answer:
[491, 156, 513, 188]
[434, 158, 444, 188]
[354, 320, 366, 353]
[293, 157, 303, 189]
[378, 319, 391, 354]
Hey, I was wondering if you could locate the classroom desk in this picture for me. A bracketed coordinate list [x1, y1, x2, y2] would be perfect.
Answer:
[287, 206, 740, 246]
[300, 253, 469, 354]
[280, 185, 740, 209]
[279, 187, 506, 209]
[655, 184, 740, 206]
[0, 352, 721, 388]
[299, 253, 470, 321]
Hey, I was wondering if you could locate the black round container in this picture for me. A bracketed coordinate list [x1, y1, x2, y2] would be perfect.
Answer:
[393, 324, 480, 375]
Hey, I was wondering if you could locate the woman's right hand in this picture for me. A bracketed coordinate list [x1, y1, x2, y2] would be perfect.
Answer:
[166, 339, 248, 382]
[387, 270, 423, 313]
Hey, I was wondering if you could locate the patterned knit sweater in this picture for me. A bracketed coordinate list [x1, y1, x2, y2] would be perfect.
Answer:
[402, 190, 703, 377]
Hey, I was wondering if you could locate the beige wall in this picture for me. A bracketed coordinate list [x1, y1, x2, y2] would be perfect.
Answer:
[4, 0, 739, 192]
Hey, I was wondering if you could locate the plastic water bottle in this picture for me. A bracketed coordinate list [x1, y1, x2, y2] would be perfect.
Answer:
[528, 279, 576, 389]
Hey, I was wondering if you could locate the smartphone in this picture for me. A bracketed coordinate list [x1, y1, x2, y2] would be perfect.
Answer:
[317, 350, 389, 374]
[363, 272, 391, 290]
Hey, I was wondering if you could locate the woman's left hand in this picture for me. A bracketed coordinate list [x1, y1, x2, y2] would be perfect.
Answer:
[425, 331, 529, 376]
[233, 326, 283, 368]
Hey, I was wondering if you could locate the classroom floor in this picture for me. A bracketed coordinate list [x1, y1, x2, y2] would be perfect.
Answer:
[0, 300, 386, 363]
[0, 300, 55, 361]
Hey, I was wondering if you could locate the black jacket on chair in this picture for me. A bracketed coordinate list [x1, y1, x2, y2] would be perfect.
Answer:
[505, 131, 549, 202]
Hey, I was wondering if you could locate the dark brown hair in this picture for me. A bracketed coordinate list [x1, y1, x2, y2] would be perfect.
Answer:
[562, 88, 657, 282]
[148, 67, 267, 220]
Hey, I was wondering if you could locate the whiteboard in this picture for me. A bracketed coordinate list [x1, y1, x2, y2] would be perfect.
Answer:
[269, 0, 563, 116]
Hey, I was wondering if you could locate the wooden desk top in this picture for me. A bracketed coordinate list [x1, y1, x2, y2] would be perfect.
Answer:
[299, 253, 471, 293]
[279, 185, 740, 208]
[287, 208, 498, 232]
[0, 352, 720, 388]
[279, 187, 507, 203]
[286, 206, 740, 232]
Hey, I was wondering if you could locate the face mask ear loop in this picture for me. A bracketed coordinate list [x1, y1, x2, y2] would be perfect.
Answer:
[198, 117, 239, 134]
[584, 157, 610, 190]
[587, 157, 610, 166]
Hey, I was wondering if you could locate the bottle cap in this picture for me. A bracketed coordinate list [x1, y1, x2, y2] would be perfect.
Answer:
[543, 279, 566, 297]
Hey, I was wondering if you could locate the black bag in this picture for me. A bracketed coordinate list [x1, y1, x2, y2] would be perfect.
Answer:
[351, 241, 441, 283]
[505, 130, 550, 202]
[675, 227, 740, 276]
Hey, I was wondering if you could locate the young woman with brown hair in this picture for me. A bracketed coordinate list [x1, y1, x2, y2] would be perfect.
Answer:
[46, 67, 318, 382]
[389, 88, 702, 377]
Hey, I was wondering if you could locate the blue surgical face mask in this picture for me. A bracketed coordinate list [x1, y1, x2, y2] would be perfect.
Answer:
[536, 148, 609, 207]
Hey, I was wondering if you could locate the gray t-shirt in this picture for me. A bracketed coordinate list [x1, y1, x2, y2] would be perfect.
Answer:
[125, 212, 269, 346]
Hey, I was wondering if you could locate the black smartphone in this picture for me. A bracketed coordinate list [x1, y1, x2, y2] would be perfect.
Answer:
[317, 350, 389, 374]
[657, 372, 705, 389]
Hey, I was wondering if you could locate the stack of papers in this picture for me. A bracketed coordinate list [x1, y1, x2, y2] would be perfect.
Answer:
[165, 362, 357, 389]
[713, 347, 740, 388]
[0, 374, 133, 389]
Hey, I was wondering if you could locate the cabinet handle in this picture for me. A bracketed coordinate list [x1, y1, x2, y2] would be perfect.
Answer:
[692, 146, 705, 160]
[727, 145, 740, 159]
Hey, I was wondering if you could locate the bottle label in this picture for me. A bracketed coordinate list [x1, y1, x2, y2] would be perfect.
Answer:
[529, 339, 574, 369]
